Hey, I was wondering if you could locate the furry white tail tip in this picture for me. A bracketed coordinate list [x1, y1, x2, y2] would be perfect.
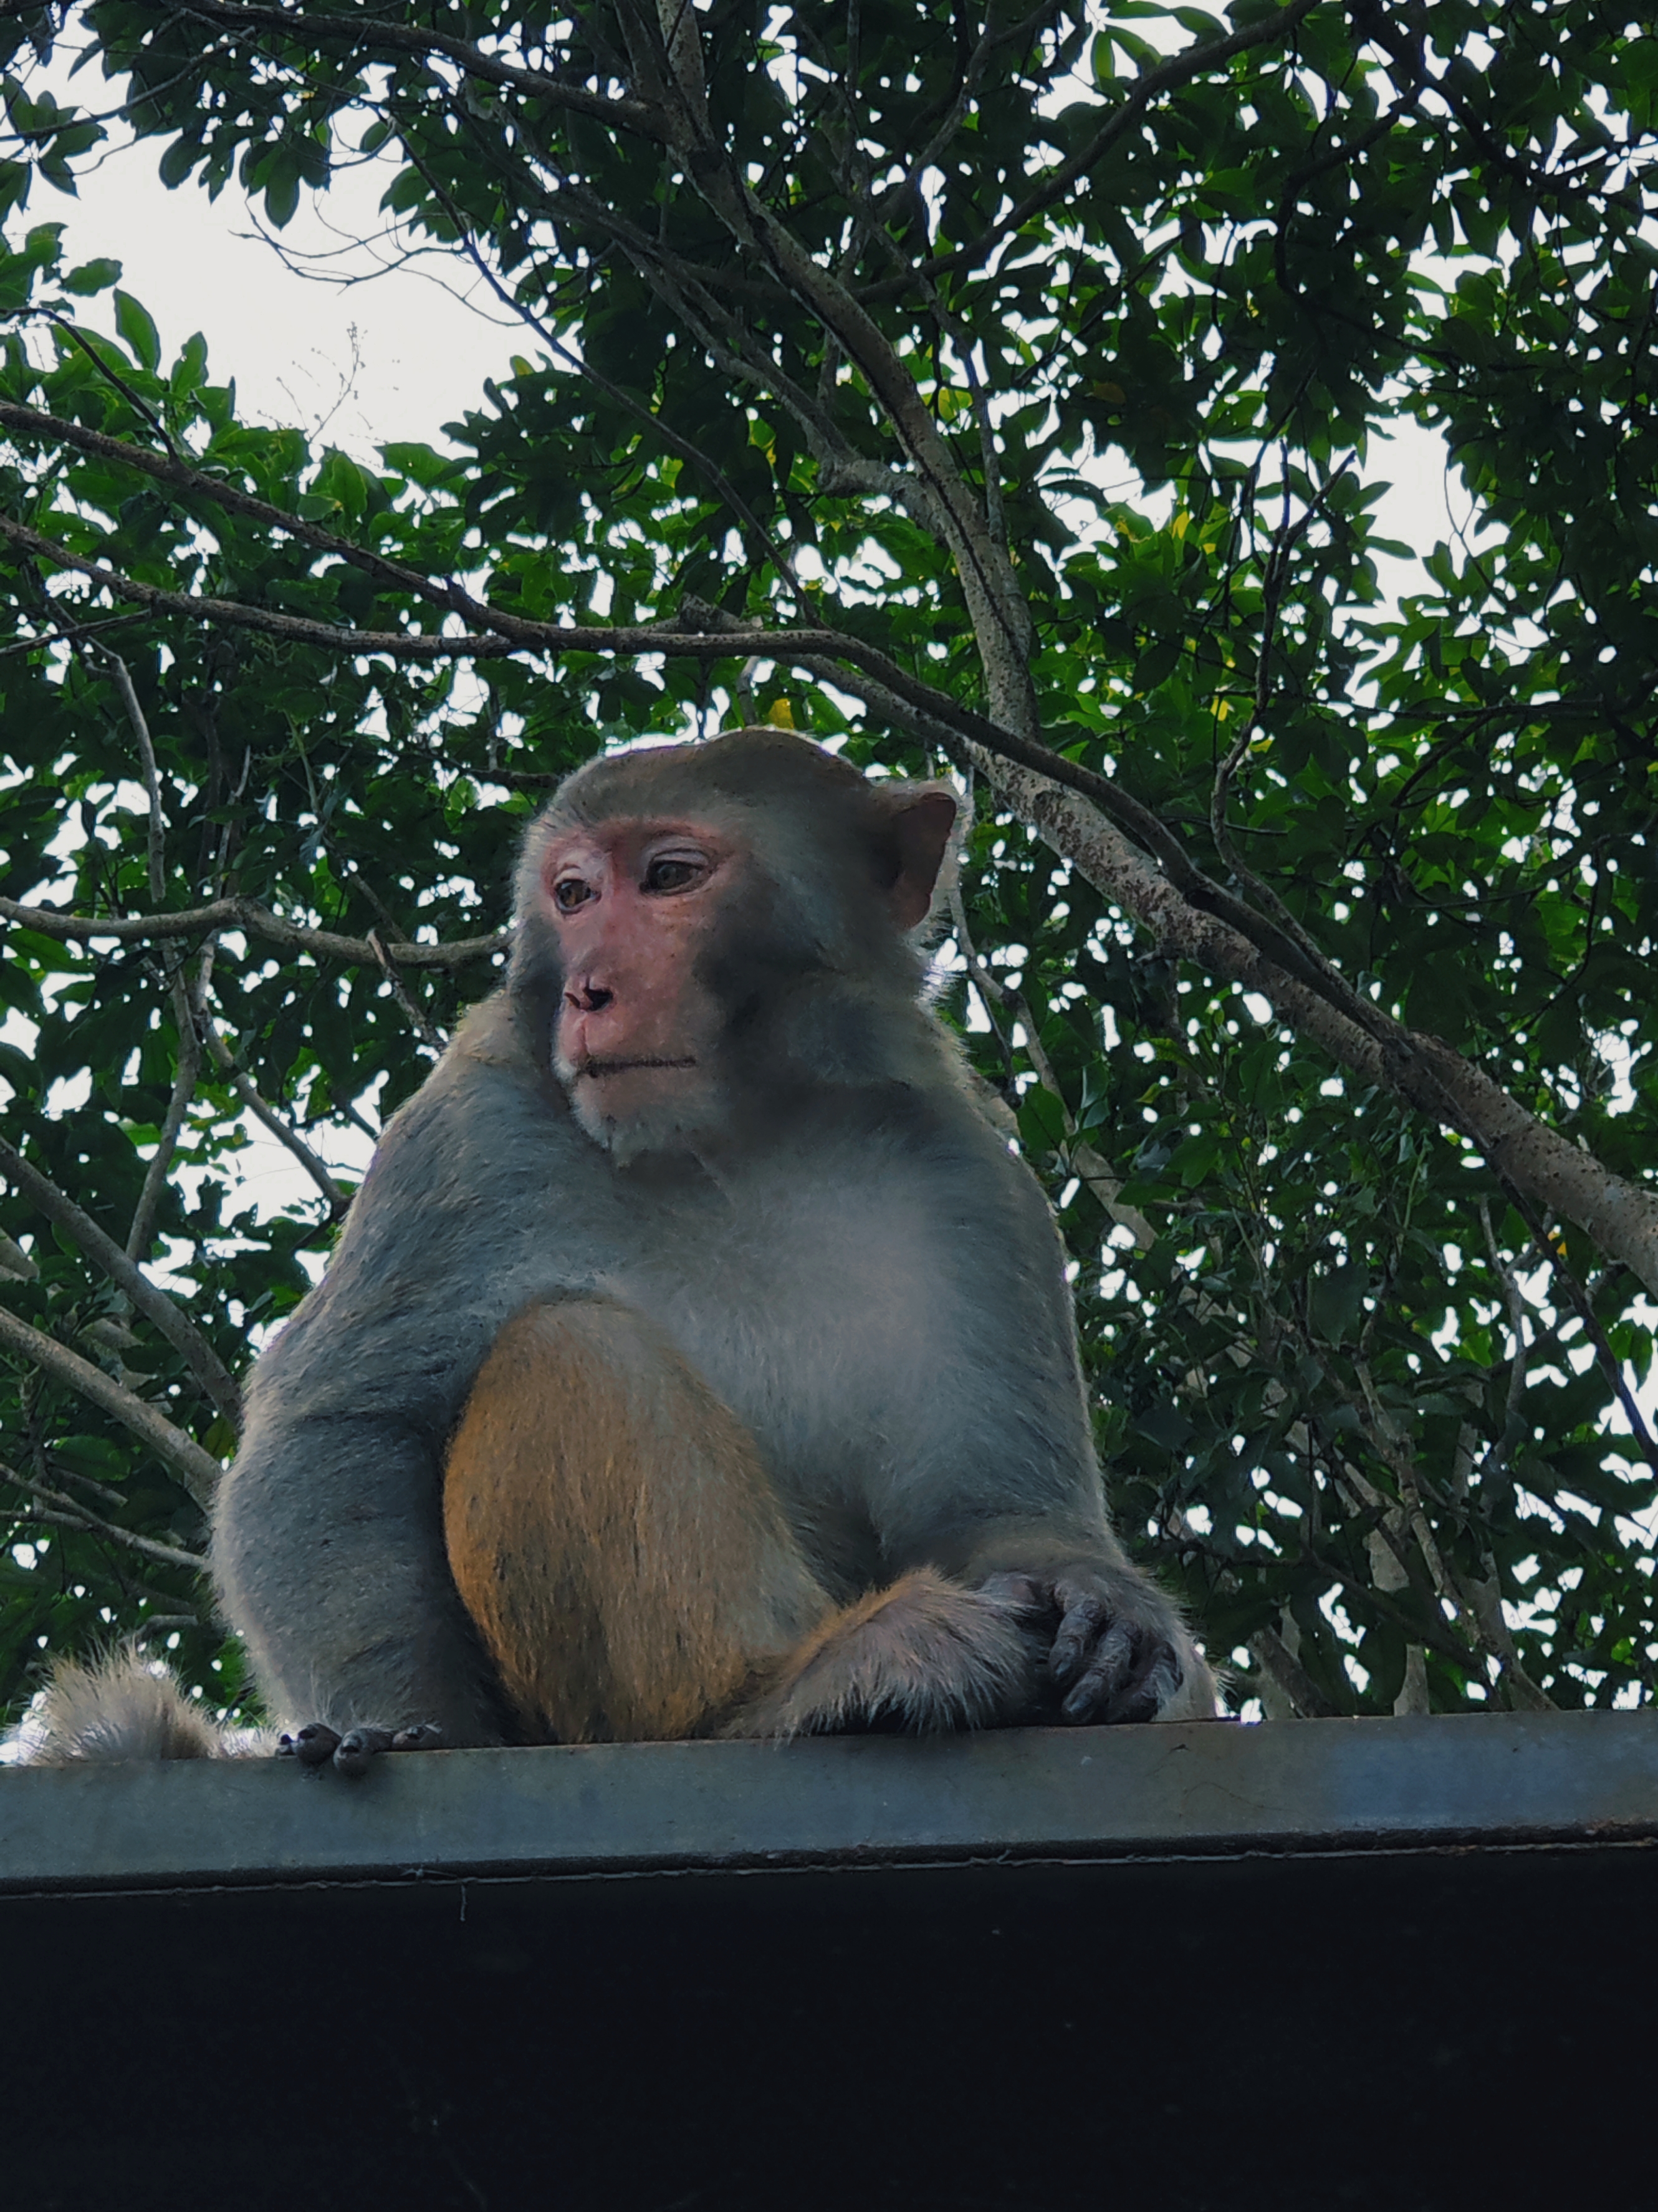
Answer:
[6, 1649, 231, 1765]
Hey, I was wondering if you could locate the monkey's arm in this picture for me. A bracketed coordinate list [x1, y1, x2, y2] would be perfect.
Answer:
[858, 1126, 1215, 1724]
[212, 1000, 578, 1748]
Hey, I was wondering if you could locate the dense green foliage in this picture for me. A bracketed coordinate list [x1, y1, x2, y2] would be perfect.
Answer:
[1, 0, 1656, 1731]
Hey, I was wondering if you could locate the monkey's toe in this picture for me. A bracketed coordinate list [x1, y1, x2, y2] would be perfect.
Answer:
[279, 1722, 343, 1767]
[277, 1719, 443, 1773]
[332, 1721, 446, 1773]
[332, 1724, 398, 1775]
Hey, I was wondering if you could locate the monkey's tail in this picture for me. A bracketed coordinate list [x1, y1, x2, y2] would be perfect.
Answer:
[727, 1567, 1038, 1739]
[6, 1648, 261, 1765]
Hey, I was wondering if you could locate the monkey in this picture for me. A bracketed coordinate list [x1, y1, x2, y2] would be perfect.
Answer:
[22, 729, 1215, 1767]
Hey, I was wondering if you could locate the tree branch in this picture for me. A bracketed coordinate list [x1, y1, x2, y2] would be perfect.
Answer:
[170, 0, 665, 136]
[0, 1459, 207, 1574]
[14, 437, 1658, 1310]
[367, 930, 447, 1053]
[0, 398, 529, 637]
[1249, 1622, 1338, 1718]
[949, 881, 1154, 1249]
[198, 1009, 351, 1218]
[88, 645, 204, 1264]
[0, 1135, 241, 1428]
[0, 1304, 223, 1507]
[972, 752, 1658, 1300]
[863, 0, 1325, 299]
[0, 890, 506, 969]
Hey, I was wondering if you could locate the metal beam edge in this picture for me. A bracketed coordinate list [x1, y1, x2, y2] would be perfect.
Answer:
[2, 1709, 1656, 1896]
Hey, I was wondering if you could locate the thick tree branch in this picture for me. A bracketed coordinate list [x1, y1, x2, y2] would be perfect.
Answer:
[974, 753, 1658, 1300]
[17, 526, 1656, 1307]
[12, 399, 1658, 1320]
[0, 1304, 223, 1506]
[1249, 1622, 1338, 1719]
[0, 476, 1349, 1008]
[0, 1135, 241, 1428]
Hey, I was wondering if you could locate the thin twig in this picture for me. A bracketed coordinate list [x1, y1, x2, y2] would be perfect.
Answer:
[193, 926, 351, 1213]
[1209, 459, 1353, 974]
[949, 885, 1154, 1248]
[0, 889, 506, 969]
[0, 1459, 207, 1573]
[1348, 1355, 1554, 1709]
[368, 930, 447, 1051]
[89, 645, 203, 1264]
[198, 1001, 351, 1218]
[93, 651, 166, 900]
[33, 311, 183, 459]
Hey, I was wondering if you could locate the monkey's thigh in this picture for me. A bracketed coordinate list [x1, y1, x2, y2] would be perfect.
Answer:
[442, 1297, 830, 1743]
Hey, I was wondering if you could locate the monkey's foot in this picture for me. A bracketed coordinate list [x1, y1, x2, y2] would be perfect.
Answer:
[731, 1568, 1038, 1737]
[277, 1721, 444, 1776]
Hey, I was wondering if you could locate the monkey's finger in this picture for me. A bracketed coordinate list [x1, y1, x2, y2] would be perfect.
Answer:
[1105, 1644, 1184, 1726]
[333, 1724, 397, 1776]
[1060, 1620, 1138, 1721]
[1049, 1590, 1109, 1688]
[390, 1723, 444, 1752]
[281, 1722, 342, 1767]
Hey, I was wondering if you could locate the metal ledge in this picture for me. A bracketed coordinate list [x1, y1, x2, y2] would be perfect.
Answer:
[3, 1707, 1657, 1893]
[4, 1713, 1657, 2212]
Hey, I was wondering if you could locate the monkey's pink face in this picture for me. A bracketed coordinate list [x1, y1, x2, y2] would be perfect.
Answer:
[540, 818, 734, 1152]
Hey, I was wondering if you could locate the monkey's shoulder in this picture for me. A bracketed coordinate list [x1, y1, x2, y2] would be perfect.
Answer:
[448, 990, 529, 1072]
[378, 994, 562, 1159]
[323, 997, 593, 1271]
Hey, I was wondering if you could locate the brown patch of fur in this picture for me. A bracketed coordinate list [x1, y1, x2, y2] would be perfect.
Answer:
[443, 1299, 830, 1743]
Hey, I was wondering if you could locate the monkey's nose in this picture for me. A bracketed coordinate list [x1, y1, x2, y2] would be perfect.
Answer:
[570, 984, 615, 1014]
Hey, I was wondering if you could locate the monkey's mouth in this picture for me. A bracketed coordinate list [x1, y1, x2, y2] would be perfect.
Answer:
[576, 1056, 699, 1079]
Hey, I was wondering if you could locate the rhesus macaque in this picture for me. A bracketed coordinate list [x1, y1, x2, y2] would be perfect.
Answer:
[38, 730, 1215, 1769]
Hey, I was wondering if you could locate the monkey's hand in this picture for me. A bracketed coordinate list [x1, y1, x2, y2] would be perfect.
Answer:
[278, 1721, 445, 1776]
[984, 1566, 1196, 1724]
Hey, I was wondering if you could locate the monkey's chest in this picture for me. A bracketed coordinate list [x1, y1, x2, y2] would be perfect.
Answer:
[607, 1180, 943, 1522]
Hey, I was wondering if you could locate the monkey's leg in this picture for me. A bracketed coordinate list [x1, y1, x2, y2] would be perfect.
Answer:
[442, 1297, 832, 1743]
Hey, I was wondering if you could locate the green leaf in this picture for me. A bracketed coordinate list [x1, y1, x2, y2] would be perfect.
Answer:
[62, 256, 122, 295]
[113, 287, 161, 372]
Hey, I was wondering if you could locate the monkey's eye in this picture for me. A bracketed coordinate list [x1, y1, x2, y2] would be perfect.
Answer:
[642, 855, 707, 895]
[552, 878, 596, 913]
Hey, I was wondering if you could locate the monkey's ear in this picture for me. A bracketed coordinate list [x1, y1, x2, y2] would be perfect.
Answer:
[881, 787, 959, 930]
